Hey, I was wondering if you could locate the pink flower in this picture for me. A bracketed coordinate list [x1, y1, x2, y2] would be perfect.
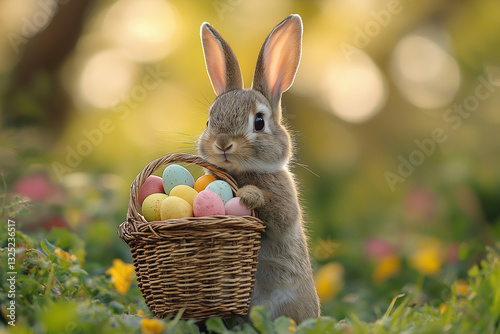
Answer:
[404, 186, 437, 221]
[13, 172, 54, 202]
[365, 238, 396, 261]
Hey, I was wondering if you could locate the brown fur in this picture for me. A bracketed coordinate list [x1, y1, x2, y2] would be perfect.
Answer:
[199, 15, 320, 323]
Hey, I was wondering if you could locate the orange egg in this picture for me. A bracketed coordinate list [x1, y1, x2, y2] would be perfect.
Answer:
[194, 174, 217, 192]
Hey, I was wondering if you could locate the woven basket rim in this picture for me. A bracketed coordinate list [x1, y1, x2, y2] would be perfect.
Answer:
[118, 215, 265, 243]
[119, 153, 265, 243]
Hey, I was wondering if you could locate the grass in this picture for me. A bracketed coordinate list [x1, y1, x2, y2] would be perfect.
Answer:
[1, 196, 499, 333]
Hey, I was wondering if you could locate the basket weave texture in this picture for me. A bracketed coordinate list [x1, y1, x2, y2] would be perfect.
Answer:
[118, 153, 265, 320]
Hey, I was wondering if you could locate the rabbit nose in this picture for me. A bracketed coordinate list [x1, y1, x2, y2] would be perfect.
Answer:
[216, 144, 233, 152]
[214, 134, 234, 152]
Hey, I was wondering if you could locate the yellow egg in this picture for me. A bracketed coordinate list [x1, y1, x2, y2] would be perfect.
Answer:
[142, 193, 168, 221]
[169, 185, 198, 206]
[160, 196, 193, 220]
[194, 174, 217, 192]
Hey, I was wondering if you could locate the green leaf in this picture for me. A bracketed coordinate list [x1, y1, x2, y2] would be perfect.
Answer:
[40, 301, 79, 332]
[273, 316, 295, 333]
[108, 300, 125, 314]
[40, 238, 57, 256]
[47, 227, 86, 262]
[297, 317, 337, 334]
[249, 306, 273, 333]
[468, 265, 479, 277]
[164, 309, 185, 332]
[114, 314, 142, 330]
[69, 266, 89, 276]
[238, 323, 260, 334]
[206, 317, 229, 333]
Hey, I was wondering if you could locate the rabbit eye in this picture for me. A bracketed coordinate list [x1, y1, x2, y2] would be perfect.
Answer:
[254, 113, 265, 132]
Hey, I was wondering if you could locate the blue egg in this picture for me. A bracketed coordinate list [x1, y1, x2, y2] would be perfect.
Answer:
[162, 164, 195, 194]
[205, 180, 234, 205]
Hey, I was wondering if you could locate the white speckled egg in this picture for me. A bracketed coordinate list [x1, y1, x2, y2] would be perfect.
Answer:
[205, 180, 233, 205]
[162, 164, 195, 194]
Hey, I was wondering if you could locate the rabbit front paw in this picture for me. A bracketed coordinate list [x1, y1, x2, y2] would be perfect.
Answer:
[236, 185, 265, 209]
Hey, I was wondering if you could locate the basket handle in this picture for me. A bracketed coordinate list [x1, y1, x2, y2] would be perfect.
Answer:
[126, 153, 240, 223]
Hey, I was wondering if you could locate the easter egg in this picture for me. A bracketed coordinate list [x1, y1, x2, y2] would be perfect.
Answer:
[160, 196, 193, 220]
[162, 164, 195, 194]
[224, 197, 252, 216]
[193, 190, 225, 217]
[194, 174, 217, 192]
[205, 180, 233, 205]
[138, 175, 164, 206]
[169, 185, 198, 206]
[142, 193, 168, 221]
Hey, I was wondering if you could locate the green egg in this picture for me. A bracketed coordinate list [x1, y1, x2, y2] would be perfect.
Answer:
[141, 193, 168, 221]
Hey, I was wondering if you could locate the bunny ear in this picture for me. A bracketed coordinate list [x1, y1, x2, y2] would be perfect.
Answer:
[201, 22, 243, 96]
[252, 14, 303, 110]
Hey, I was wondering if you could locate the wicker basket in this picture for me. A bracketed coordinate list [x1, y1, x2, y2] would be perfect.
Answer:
[117, 153, 265, 320]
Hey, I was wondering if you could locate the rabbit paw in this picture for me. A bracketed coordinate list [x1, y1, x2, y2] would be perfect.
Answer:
[236, 185, 265, 209]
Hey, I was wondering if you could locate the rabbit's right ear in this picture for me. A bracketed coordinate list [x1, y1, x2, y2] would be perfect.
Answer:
[201, 23, 243, 96]
[252, 15, 303, 113]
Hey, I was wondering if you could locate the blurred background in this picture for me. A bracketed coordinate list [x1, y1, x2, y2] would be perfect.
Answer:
[1, 0, 499, 321]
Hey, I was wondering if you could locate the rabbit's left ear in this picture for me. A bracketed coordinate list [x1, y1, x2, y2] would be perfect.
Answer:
[252, 14, 303, 111]
[201, 22, 243, 96]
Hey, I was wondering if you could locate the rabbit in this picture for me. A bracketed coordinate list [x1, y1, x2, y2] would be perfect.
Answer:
[197, 14, 320, 323]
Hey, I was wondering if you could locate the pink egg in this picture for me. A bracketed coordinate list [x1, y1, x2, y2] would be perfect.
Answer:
[193, 190, 225, 217]
[138, 175, 165, 206]
[224, 197, 252, 216]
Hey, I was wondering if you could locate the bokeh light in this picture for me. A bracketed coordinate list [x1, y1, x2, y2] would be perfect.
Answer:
[78, 49, 138, 109]
[322, 52, 387, 123]
[390, 28, 461, 109]
[102, 0, 177, 63]
[0, 0, 55, 38]
[0, 0, 55, 70]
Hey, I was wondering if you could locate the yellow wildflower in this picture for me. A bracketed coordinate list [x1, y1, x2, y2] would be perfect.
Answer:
[314, 262, 344, 303]
[372, 254, 401, 284]
[453, 279, 471, 297]
[141, 318, 164, 334]
[287, 318, 297, 332]
[408, 238, 444, 276]
[54, 247, 78, 262]
[106, 259, 135, 295]
[439, 302, 448, 315]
